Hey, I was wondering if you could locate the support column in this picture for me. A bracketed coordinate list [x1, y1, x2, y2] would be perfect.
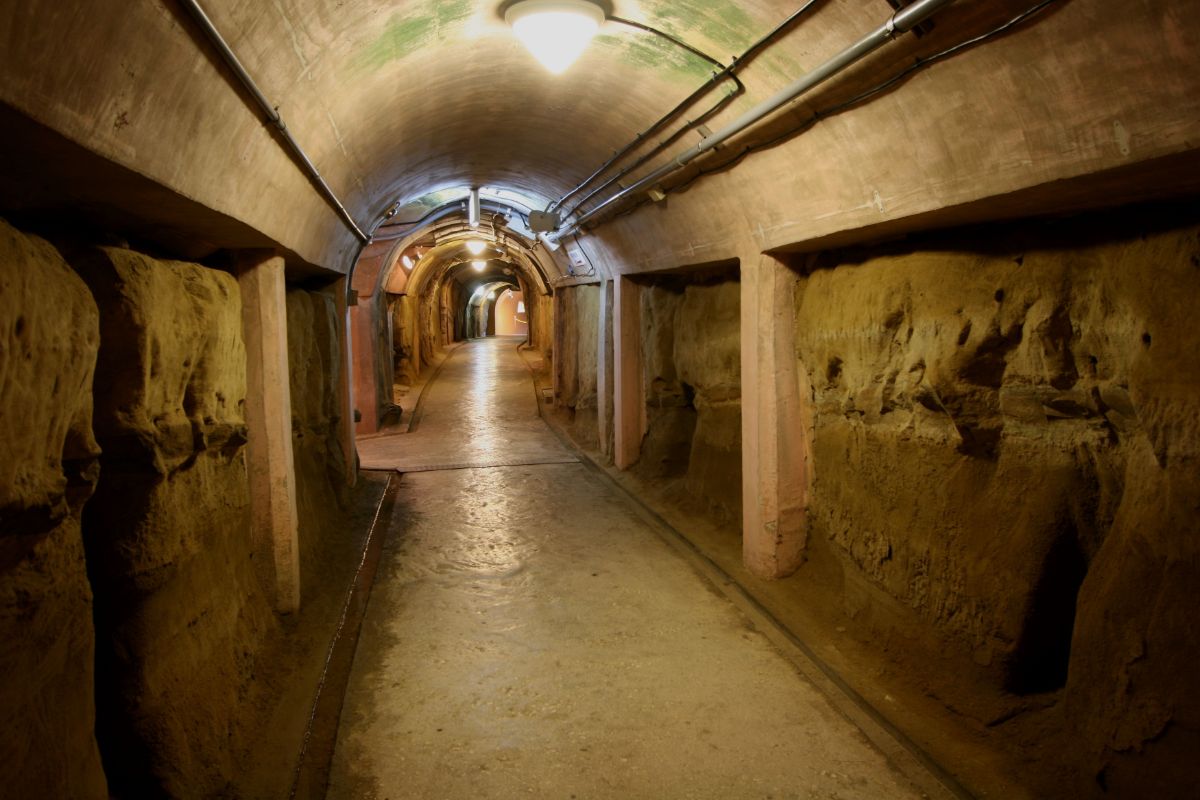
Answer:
[351, 299, 379, 434]
[740, 255, 811, 579]
[333, 277, 357, 487]
[552, 289, 565, 403]
[597, 279, 616, 459]
[237, 251, 301, 613]
[613, 276, 644, 470]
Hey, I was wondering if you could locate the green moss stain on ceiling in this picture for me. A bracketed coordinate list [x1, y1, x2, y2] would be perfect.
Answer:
[649, 0, 756, 57]
[355, 0, 473, 72]
[594, 31, 715, 85]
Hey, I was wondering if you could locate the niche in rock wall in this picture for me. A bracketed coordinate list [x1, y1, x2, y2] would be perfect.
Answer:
[793, 196, 1200, 775]
[70, 245, 277, 797]
[634, 265, 741, 526]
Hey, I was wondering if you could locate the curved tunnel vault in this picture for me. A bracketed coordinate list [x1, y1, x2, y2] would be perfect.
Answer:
[1, 1, 1200, 799]
[348, 198, 557, 433]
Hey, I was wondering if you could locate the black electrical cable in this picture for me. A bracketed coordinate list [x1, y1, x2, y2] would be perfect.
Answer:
[553, 1, 826, 218]
[597, 0, 1063, 226]
[550, 17, 744, 214]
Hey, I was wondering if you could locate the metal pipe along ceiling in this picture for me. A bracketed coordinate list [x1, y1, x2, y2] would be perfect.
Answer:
[554, 0, 825, 220]
[560, 0, 958, 236]
[177, 0, 370, 244]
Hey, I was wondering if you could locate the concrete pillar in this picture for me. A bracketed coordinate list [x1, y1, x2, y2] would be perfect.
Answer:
[351, 300, 379, 435]
[740, 254, 811, 579]
[552, 289, 565, 404]
[332, 278, 357, 487]
[236, 251, 301, 613]
[597, 279, 615, 459]
[613, 276, 644, 470]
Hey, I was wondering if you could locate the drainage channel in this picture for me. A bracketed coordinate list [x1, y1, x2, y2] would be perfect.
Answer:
[288, 472, 398, 800]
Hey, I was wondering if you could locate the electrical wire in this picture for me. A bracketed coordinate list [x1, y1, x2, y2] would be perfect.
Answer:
[555, 1, 826, 217]
[592, 0, 1063, 226]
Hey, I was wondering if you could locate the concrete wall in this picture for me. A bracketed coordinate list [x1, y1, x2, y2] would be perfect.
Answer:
[495, 289, 526, 336]
[0, 220, 108, 798]
[789, 205, 1200, 794]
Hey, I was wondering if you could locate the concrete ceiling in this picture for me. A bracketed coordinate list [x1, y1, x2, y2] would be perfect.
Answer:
[2, 1, 1198, 273]
[210, 0, 805, 209]
[0, 0, 854, 267]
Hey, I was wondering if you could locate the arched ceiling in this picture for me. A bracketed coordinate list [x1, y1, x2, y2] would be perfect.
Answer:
[394, 223, 550, 303]
[215, 0, 797, 215]
[1, 1, 1198, 273]
[0, 0, 840, 268]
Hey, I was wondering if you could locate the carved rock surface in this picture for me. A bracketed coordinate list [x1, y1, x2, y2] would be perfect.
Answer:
[794, 215, 1200, 792]
[639, 280, 741, 523]
[72, 246, 277, 797]
[0, 219, 107, 798]
[557, 285, 600, 445]
[287, 288, 350, 585]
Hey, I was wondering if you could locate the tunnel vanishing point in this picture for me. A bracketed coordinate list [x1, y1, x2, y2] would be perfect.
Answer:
[1, 0, 1199, 798]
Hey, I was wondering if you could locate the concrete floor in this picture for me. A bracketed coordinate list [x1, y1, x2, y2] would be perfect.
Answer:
[330, 337, 932, 799]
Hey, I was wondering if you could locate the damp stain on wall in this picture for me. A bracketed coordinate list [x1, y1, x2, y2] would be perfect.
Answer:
[593, 32, 716, 84]
[355, 0, 473, 72]
[650, 0, 756, 55]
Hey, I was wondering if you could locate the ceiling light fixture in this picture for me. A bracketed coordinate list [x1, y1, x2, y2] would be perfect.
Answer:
[401, 254, 414, 269]
[466, 240, 486, 255]
[472, 260, 487, 272]
[505, 0, 604, 75]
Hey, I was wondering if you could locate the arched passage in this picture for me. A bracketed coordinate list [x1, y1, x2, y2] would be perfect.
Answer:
[347, 203, 555, 433]
[1, 1, 1199, 798]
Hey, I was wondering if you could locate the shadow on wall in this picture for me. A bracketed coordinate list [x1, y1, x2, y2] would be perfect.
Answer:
[0, 219, 108, 798]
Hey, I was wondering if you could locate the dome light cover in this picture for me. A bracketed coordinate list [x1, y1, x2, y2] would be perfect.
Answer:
[506, 0, 605, 75]
[466, 240, 487, 255]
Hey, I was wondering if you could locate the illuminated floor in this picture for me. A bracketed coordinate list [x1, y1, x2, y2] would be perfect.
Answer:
[329, 337, 933, 799]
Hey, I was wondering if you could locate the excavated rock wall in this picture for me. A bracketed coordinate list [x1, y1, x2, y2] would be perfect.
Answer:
[0, 220, 108, 798]
[525, 281, 553, 361]
[392, 294, 418, 387]
[638, 280, 741, 524]
[287, 288, 350, 588]
[0, 221, 365, 796]
[73, 246, 278, 797]
[793, 208, 1200, 793]
[555, 285, 600, 446]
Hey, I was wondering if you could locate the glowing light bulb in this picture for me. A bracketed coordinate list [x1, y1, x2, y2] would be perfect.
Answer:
[466, 240, 486, 255]
[517, 301, 526, 313]
[401, 254, 413, 269]
[472, 260, 487, 272]
[506, 0, 604, 75]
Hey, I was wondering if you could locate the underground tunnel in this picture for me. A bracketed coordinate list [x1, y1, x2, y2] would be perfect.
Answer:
[1, 0, 1198, 798]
